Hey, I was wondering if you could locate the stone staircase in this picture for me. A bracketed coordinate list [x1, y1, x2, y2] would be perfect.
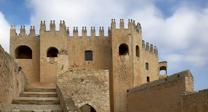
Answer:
[10, 88, 62, 112]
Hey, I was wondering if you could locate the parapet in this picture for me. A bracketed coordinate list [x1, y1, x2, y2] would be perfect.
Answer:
[182, 88, 208, 107]
[111, 19, 142, 33]
[41, 20, 108, 37]
[128, 70, 193, 94]
[10, 25, 37, 38]
[142, 40, 158, 56]
[11, 19, 143, 38]
[184, 89, 208, 96]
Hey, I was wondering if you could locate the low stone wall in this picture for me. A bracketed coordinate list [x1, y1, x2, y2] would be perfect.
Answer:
[56, 85, 79, 112]
[0, 45, 26, 111]
[182, 89, 208, 112]
[127, 70, 193, 112]
[57, 69, 110, 112]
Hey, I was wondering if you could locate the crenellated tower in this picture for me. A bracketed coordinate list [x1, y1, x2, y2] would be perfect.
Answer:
[110, 19, 159, 112]
[10, 24, 40, 84]
[39, 20, 68, 83]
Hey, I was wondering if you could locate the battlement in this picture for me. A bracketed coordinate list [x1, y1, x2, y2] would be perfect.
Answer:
[11, 20, 110, 38]
[10, 25, 37, 38]
[111, 19, 142, 33]
[128, 70, 193, 94]
[10, 19, 143, 38]
[40, 20, 108, 37]
[142, 40, 158, 56]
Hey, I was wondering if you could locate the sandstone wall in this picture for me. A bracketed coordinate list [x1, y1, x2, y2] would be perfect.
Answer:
[39, 27, 68, 83]
[139, 40, 159, 85]
[57, 69, 110, 112]
[10, 29, 40, 85]
[40, 58, 58, 83]
[0, 45, 25, 110]
[67, 37, 111, 70]
[182, 89, 208, 112]
[110, 20, 159, 112]
[127, 70, 193, 112]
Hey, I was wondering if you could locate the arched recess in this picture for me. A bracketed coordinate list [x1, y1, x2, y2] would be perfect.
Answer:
[15, 45, 32, 59]
[119, 43, 129, 55]
[160, 66, 167, 75]
[47, 47, 58, 57]
[80, 104, 96, 112]
[136, 45, 140, 57]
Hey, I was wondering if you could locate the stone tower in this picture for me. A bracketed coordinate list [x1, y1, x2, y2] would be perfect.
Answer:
[110, 19, 159, 112]
[39, 20, 68, 83]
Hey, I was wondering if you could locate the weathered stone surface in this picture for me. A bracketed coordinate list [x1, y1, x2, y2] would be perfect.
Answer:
[182, 89, 208, 112]
[10, 87, 61, 111]
[127, 70, 208, 112]
[0, 45, 26, 111]
[11, 104, 61, 112]
[57, 69, 110, 112]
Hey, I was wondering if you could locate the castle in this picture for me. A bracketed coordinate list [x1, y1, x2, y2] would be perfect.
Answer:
[0, 19, 207, 112]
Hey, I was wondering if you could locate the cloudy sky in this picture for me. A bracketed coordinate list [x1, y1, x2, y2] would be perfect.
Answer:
[0, 0, 207, 90]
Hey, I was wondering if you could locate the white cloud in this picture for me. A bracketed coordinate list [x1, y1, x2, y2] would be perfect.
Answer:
[0, 12, 10, 52]
[27, 0, 125, 27]
[26, 0, 208, 70]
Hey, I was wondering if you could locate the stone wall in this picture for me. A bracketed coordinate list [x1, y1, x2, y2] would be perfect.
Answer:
[57, 69, 110, 112]
[10, 28, 40, 85]
[127, 70, 193, 112]
[0, 45, 26, 110]
[182, 89, 208, 112]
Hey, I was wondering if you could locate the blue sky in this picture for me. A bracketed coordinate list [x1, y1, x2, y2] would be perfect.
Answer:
[0, 0, 207, 90]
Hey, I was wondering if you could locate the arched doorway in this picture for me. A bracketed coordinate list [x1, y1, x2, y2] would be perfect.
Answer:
[80, 104, 96, 112]
[15, 45, 32, 59]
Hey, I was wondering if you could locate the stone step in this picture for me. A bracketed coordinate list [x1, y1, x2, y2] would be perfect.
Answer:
[20, 92, 57, 97]
[12, 97, 60, 105]
[25, 88, 56, 92]
[11, 104, 62, 112]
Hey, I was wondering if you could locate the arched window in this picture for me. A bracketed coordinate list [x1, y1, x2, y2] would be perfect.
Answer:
[47, 47, 58, 57]
[80, 104, 96, 112]
[85, 50, 93, 61]
[136, 45, 140, 57]
[147, 76, 150, 82]
[145, 62, 149, 70]
[15, 45, 32, 59]
[119, 43, 129, 55]
[160, 66, 167, 75]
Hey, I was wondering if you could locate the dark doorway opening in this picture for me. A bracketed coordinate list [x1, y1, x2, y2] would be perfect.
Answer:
[119, 43, 129, 55]
[47, 47, 58, 57]
[80, 104, 96, 112]
[15, 45, 32, 59]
